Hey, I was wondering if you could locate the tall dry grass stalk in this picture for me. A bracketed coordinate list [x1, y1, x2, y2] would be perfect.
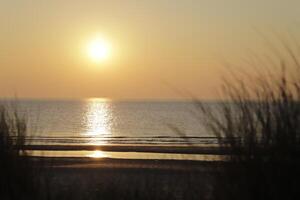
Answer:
[0, 105, 40, 200]
[200, 40, 300, 200]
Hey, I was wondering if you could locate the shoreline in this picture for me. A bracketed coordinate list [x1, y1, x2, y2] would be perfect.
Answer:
[21, 144, 228, 155]
[34, 156, 219, 170]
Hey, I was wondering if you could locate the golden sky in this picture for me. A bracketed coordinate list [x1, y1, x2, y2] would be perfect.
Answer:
[0, 0, 299, 99]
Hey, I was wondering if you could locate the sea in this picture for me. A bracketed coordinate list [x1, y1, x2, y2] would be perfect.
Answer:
[0, 98, 217, 146]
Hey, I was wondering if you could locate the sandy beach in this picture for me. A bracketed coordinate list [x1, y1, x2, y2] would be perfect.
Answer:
[30, 155, 216, 200]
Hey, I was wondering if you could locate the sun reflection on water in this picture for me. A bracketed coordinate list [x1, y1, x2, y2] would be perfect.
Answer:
[83, 98, 112, 144]
[87, 150, 108, 158]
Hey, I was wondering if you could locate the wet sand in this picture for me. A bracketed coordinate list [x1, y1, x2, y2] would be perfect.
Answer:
[21, 144, 227, 154]
[38, 156, 219, 171]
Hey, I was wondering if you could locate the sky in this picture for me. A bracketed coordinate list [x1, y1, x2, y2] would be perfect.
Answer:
[0, 0, 300, 100]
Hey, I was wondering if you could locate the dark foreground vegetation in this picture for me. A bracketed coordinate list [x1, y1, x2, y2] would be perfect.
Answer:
[200, 39, 300, 199]
[0, 106, 41, 200]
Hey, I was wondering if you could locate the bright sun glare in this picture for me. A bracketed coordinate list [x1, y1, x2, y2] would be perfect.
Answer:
[87, 150, 107, 158]
[87, 38, 111, 62]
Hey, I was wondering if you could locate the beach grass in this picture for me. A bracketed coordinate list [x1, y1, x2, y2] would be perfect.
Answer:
[199, 39, 300, 200]
[0, 105, 41, 200]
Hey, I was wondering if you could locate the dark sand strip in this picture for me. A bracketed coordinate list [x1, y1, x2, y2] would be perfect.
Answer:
[31, 156, 220, 172]
[21, 144, 228, 155]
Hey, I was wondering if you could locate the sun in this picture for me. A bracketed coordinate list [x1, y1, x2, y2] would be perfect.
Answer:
[87, 38, 111, 62]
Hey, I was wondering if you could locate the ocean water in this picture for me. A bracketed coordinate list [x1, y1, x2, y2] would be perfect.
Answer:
[0, 99, 217, 146]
